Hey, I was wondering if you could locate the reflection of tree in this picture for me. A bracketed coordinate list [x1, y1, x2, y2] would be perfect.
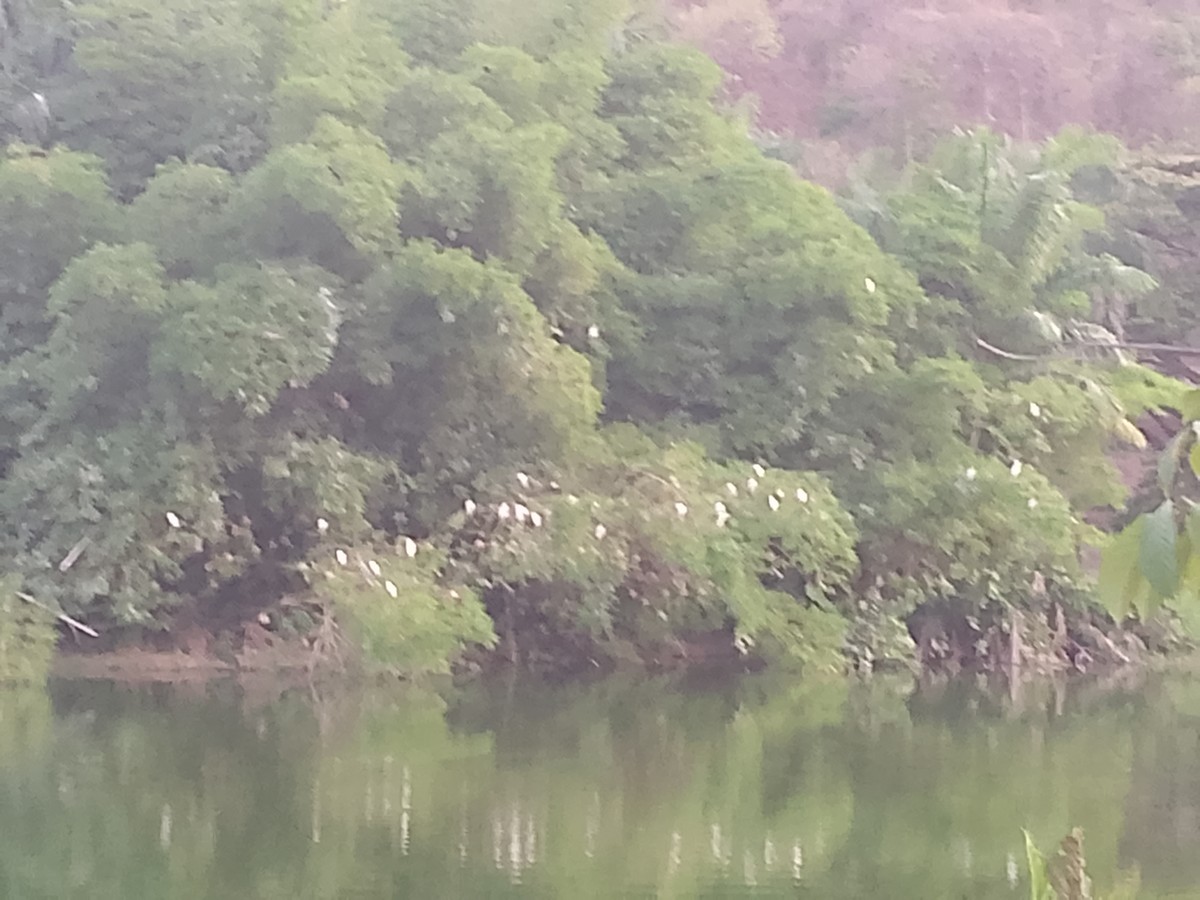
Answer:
[0, 676, 1192, 898]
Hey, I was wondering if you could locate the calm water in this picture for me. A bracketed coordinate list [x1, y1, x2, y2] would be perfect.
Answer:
[1, 673, 1199, 899]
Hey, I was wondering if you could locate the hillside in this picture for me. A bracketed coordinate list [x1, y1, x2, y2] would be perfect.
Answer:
[673, 0, 1200, 180]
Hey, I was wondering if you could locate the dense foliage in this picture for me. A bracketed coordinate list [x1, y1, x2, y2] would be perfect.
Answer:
[0, 0, 1183, 677]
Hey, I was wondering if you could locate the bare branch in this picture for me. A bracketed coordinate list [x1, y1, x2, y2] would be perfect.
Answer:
[15, 591, 99, 638]
[58, 536, 90, 572]
[975, 336, 1200, 361]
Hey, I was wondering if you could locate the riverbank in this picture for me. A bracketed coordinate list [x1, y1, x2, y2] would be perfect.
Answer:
[49, 646, 313, 682]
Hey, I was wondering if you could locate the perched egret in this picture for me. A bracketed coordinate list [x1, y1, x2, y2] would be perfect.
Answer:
[965, 467, 977, 482]
[368, 560, 382, 577]
[747, 477, 759, 494]
[165, 512, 182, 529]
[316, 517, 330, 534]
[768, 495, 780, 511]
[587, 324, 600, 339]
[530, 510, 544, 528]
[498, 502, 512, 520]
[594, 523, 607, 540]
[514, 503, 530, 523]
[714, 502, 731, 527]
[795, 488, 809, 503]
[864, 277, 877, 294]
[13, 90, 52, 147]
[404, 537, 418, 558]
[1029, 402, 1041, 418]
[335, 549, 349, 566]
[464, 499, 477, 516]
[1027, 498, 1038, 509]
[1010, 460, 1023, 478]
[752, 463, 766, 478]
[674, 501, 688, 518]
[385, 580, 399, 599]
[775, 488, 785, 498]
[725, 482, 738, 497]
[516, 472, 530, 489]
[257, 612, 271, 626]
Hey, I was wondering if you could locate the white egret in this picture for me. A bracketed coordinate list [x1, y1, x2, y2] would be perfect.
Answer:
[514, 503, 530, 523]
[517, 472, 530, 489]
[594, 523, 607, 540]
[587, 324, 600, 338]
[747, 477, 758, 494]
[1027, 498, 1038, 509]
[1010, 460, 1023, 478]
[316, 517, 329, 534]
[795, 488, 809, 503]
[752, 463, 766, 478]
[768, 495, 780, 511]
[368, 560, 382, 577]
[674, 502, 688, 518]
[385, 580, 399, 599]
[725, 482, 738, 497]
[1029, 402, 1041, 418]
[404, 537, 418, 558]
[530, 510, 544, 528]
[965, 467, 977, 482]
[165, 512, 182, 529]
[864, 277, 877, 294]
[335, 549, 349, 566]
[498, 502, 512, 520]
[464, 499, 477, 516]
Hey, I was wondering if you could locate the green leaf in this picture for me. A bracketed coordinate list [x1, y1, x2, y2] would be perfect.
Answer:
[1023, 830, 1052, 900]
[1159, 431, 1184, 495]
[1187, 506, 1200, 556]
[1099, 518, 1145, 618]
[1130, 572, 1160, 620]
[1140, 500, 1179, 599]
[1179, 389, 1200, 422]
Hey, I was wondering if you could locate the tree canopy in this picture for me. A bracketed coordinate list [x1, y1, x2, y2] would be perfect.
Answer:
[0, 0, 1185, 678]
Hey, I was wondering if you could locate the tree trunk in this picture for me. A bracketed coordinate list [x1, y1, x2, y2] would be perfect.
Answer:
[1009, 607, 1024, 675]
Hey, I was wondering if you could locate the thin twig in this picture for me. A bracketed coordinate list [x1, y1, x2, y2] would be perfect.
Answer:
[1075, 339, 1200, 355]
[58, 536, 90, 572]
[974, 337, 1044, 361]
[976, 335, 1200, 361]
[15, 592, 100, 638]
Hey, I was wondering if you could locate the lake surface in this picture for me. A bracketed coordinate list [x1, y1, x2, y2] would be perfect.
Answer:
[1, 672, 1199, 899]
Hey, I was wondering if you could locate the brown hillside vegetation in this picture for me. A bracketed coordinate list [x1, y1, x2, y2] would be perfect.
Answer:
[673, 0, 1200, 174]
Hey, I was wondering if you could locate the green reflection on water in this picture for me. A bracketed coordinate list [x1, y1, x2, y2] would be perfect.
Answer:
[0, 673, 1198, 899]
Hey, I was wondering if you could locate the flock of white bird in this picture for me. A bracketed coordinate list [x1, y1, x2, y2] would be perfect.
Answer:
[160, 389, 1048, 604]
[958, 398, 1045, 509]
